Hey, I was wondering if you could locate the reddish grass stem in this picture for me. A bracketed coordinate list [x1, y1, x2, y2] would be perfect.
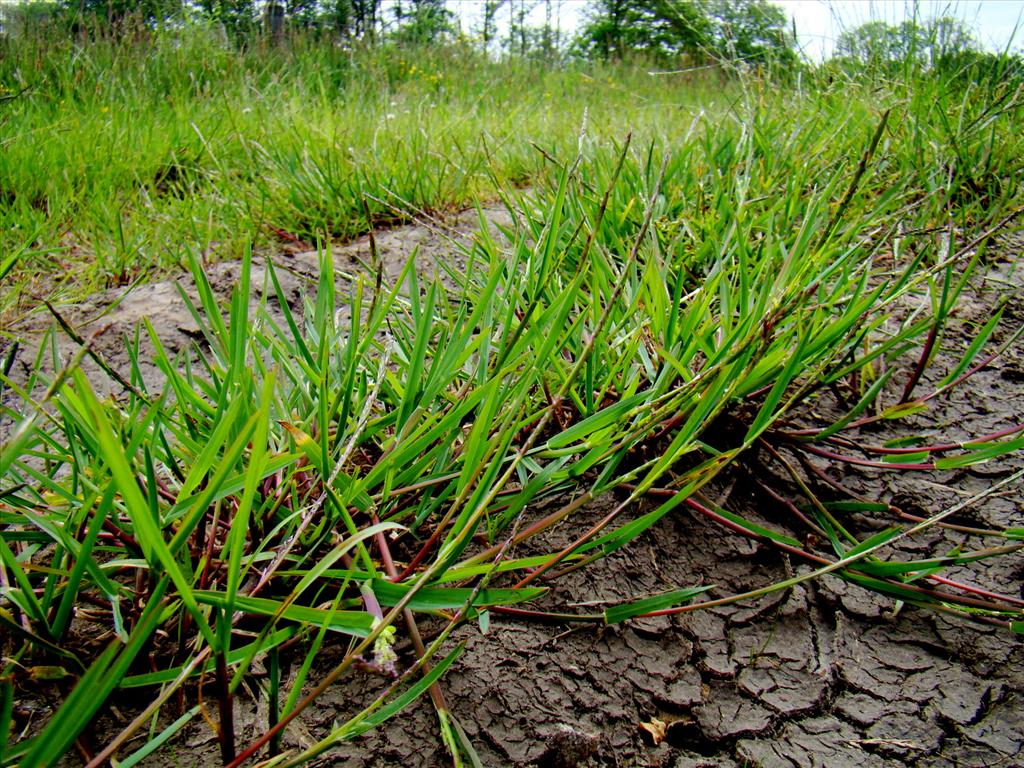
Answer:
[216, 650, 236, 764]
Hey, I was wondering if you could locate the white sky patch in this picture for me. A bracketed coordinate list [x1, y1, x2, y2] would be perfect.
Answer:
[774, 0, 1024, 60]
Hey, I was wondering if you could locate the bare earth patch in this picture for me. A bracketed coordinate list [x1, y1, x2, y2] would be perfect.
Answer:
[3, 211, 1021, 768]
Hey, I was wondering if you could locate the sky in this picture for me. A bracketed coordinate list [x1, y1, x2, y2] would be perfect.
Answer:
[774, 1, 1024, 59]
[450, 1, 1024, 60]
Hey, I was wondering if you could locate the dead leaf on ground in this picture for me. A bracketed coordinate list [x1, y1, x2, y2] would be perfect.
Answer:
[638, 717, 667, 745]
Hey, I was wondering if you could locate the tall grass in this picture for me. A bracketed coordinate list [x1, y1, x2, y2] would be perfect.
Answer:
[4, 23, 1019, 306]
[1, 23, 1023, 768]
[2, 24, 728, 311]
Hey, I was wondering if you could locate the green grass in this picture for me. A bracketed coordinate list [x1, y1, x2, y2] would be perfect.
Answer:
[3, 23, 1018, 308]
[1, 25, 737, 314]
[2, 23, 1024, 768]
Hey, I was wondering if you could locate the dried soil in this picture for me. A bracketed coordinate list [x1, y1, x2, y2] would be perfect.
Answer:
[2, 209, 1022, 768]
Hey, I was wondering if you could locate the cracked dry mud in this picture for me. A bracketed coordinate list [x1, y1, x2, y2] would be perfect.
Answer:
[2, 207, 1022, 768]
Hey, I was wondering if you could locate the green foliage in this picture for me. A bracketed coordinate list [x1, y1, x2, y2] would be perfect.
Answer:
[194, 0, 259, 37]
[836, 15, 980, 73]
[0, 2, 62, 36]
[0, 28, 751, 311]
[573, 0, 713, 61]
[704, 0, 795, 65]
[390, 0, 454, 45]
[62, 0, 185, 25]
[573, 0, 795, 65]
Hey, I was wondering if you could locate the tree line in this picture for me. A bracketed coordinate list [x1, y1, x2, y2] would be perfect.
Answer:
[1, 0, 1019, 76]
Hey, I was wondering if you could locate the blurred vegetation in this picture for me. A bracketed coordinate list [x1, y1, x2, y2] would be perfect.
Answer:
[1, 2, 1022, 314]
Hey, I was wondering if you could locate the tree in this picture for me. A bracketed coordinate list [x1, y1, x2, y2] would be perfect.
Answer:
[573, 0, 710, 61]
[392, 0, 454, 44]
[836, 16, 977, 70]
[327, 0, 382, 39]
[194, 0, 258, 37]
[703, 0, 795, 65]
[508, 0, 538, 58]
[573, 0, 794, 65]
[62, 0, 184, 25]
[835, 20, 901, 65]
[284, 0, 323, 30]
[480, 0, 505, 50]
[928, 16, 976, 65]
